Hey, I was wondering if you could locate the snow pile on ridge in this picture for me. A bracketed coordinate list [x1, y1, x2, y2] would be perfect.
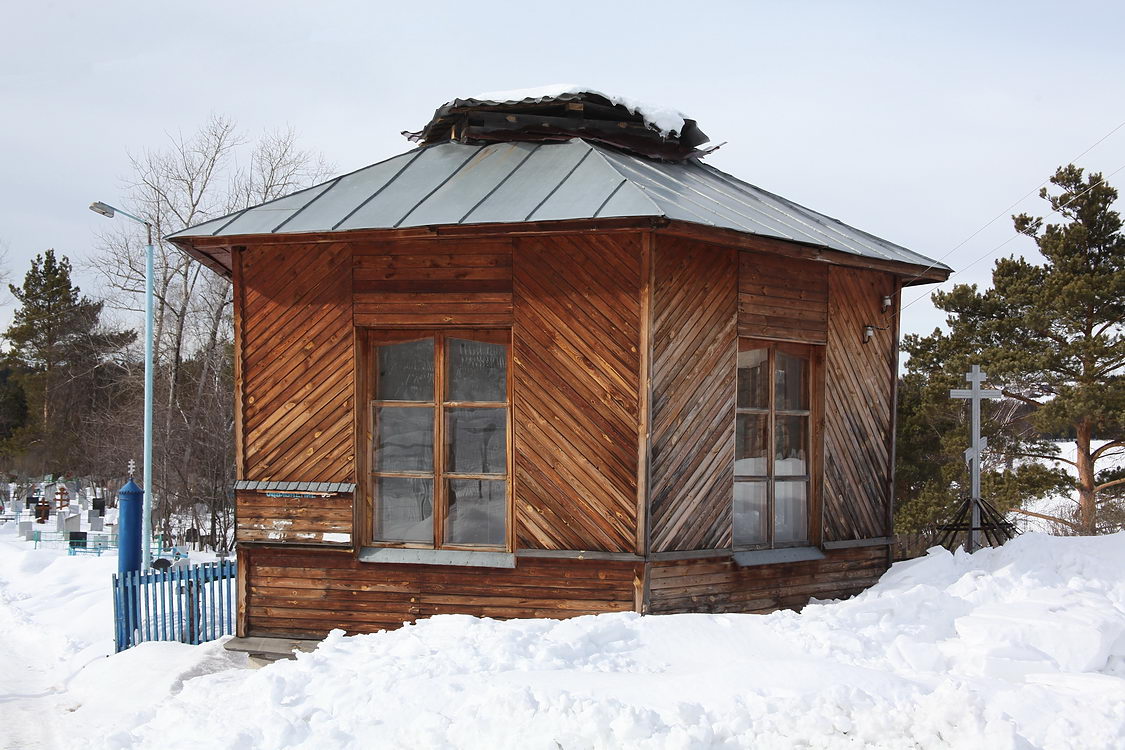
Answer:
[468, 84, 688, 137]
[59, 532, 1125, 749]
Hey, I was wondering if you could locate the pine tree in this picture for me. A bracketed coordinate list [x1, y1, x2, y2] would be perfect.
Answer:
[4, 249, 135, 471]
[901, 165, 1125, 535]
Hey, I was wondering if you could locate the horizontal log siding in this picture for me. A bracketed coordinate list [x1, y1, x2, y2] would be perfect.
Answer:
[649, 236, 737, 551]
[235, 491, 352, 546]
[244, 546, 640, 637]
[648, 545, 887, 614]
[240, 241, 354, 483]
[738, 251, 828, 344]
[512, 233, 642, 552]
[352, 238, 514, 327]
[823, 267, 897, 541]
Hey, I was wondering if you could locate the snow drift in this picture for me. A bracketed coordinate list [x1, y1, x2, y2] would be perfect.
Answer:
[30, 532, 1122, 749]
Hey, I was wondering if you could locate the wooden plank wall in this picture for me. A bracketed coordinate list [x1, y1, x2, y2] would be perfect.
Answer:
[512, 233, 642, 552]
[823, 267, 897, 541]
[352, 238, 514, 327]
[648, 546, 887, 614]
[738, 251, 828, 343]
[649, 236, 737, 551]
[241, 242, 355, 483]
[235, 490, 352, 546]
[243, 546, 640, 637]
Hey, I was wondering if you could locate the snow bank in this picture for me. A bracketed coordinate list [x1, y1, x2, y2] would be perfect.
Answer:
[466, 84, 688, 137]
[31, 532, 1121, 750]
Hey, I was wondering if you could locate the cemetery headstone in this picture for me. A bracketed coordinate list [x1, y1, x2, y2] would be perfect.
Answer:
[18, 521, 32, 539]
[69, 531, 87, 549]
[62, 513, 80, 533]
[89, 515, 103, 532]
[92, 496, 106, 515]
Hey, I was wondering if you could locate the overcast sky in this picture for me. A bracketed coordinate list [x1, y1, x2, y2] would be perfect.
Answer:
[2, 0, 1123, 340]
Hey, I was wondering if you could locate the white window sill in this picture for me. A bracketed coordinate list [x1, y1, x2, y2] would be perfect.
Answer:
[358, 547, 516, 569]
[733, 547, 825, 567]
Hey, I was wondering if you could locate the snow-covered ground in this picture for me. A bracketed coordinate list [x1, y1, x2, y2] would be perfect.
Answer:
[2, 521, 1125, 749]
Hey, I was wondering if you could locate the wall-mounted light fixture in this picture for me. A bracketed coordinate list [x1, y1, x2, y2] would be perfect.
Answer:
[881, 294, 893, 312]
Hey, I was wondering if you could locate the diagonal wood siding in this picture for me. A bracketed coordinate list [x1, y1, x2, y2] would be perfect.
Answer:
[240, 242, 354, 484]
[512, 233, 642, 552]
[823, 266, 896, 541]
[649, 236, 737, 551]
[738, 251, 828, 344]
[352, 238, 514, 327]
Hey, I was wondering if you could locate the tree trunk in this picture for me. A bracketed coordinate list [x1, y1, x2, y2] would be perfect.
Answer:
[1075, 421, 1097, 534]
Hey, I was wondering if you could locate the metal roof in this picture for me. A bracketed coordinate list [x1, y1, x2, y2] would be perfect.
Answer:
[168, 139, 949, 273]
[234, 480, 355, 494]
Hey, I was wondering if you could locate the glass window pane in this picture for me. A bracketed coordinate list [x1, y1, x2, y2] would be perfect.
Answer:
[775, 416, 808, 476]
[734, 482, 768, 546]
[735, 413, 768, 476]
[446, 408, 506, 475]
[373, 407, 433, 472]
[374, 476, 434, 543]
[737, 348, 769, 409]
[377, 339, 434, 401]
[775, 351, 809, 411]
[444, 479, 506, 546]
[447, 338, 507, 403]
[774, 481, 808, 543]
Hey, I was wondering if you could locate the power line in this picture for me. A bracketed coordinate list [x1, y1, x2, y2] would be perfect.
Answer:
[900, 116, 1125, 288]
[901, 161, 1125, 313]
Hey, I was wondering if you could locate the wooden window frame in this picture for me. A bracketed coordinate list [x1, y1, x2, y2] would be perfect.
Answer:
[734, 338, 824, 550]
[357, 328, 514, 553]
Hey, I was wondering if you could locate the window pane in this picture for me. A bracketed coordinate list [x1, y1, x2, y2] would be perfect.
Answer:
[775, 416, 808, 476]
[737, 348, 769, 409]
[735, 413, 768, 476]
[373, 476, 434, 543]
[444, 479, 506, 546]
[447, 338, 507, 402]
[774, 481, 808, 543]
[377, 339, 434, 401]
[446, 408, 506, 475]
[733, 482, 768, 546]
[373, 407, 433, 472]
[775, 351, 809, 411]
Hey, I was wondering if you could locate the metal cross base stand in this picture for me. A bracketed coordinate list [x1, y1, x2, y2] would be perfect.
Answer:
[936, 494, 1018, 551]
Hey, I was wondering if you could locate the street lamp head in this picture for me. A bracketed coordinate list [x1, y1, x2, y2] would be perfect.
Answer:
[89, 201, 115, 218]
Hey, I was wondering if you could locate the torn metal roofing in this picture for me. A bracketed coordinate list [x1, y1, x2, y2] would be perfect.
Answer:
[167, 139, 950, 273]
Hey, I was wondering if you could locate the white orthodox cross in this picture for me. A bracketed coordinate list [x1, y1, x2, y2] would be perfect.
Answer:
[950, 364, 1002, 551]
[128, 459, 136, 478]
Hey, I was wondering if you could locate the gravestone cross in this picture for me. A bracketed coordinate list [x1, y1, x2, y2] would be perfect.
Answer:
[950, 364, 1002, 552]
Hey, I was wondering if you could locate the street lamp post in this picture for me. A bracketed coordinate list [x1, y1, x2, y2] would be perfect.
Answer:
[89, 201, 155, 569]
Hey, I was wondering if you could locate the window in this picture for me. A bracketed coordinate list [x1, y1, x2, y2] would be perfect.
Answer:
[366, 330, 510, 550]
[734, 339, 819, 548]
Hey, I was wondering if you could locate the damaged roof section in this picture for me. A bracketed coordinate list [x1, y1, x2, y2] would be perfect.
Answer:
[404, 87, 714, 161]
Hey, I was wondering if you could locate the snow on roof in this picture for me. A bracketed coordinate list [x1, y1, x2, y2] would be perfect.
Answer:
[467, 84, 689, 137]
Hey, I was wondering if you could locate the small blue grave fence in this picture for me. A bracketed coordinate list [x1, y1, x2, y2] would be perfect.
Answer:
[112, 560, 237, 652]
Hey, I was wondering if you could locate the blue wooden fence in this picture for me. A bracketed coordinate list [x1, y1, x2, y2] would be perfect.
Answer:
[112, 560, 237, 652]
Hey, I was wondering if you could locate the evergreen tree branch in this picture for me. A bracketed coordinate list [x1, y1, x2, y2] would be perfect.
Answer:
[1092, 440, 1124, 460]
[1011, 508, 1080, 531]
[1004, 451, 1078, 467]
[1095, 477, 1125, 493]
[1000, 389, 1044, 407]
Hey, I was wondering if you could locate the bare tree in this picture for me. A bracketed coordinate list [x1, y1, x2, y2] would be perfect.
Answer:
[88, 115, 333, 550]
